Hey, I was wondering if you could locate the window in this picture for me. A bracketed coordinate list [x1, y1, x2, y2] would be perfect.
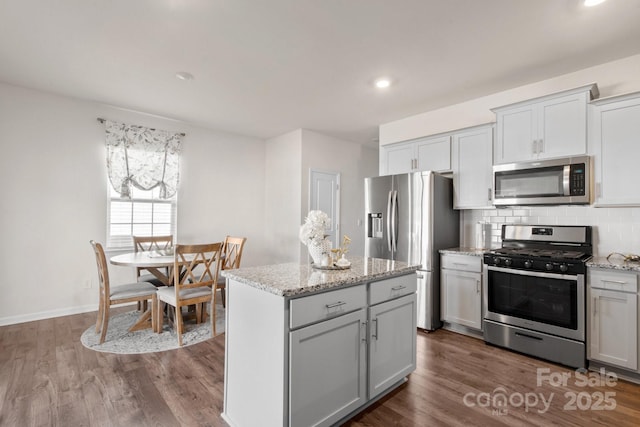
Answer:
[107, 184, 176, 249]
[100, 118, 183, 249]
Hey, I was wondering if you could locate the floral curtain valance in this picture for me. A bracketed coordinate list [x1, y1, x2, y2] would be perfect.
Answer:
[104, 120, 183, 199]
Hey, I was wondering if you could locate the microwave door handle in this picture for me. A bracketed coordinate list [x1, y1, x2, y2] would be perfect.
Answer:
[563, 165, 571, 196]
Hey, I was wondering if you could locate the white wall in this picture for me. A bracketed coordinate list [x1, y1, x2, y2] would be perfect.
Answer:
[177, 125, 267, 260]
[300, 130, 378, 261]
[380, 53, 640, 145]
[0, 82, 266, 325]
[264, 130, 303, 264]
[263, 129, 379, 264]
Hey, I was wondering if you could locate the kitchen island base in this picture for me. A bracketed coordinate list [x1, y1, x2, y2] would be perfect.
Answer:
[221, 258, 418, 427]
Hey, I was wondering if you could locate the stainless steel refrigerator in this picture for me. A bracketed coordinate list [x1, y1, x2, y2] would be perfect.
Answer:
[365, 171, 459, 330]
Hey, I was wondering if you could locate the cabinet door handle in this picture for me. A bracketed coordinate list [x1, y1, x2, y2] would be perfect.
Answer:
[593, 297, 597, 315]
[476, 280, 481, 294]
[532, 140, 537, 154]
[325, 301, 346, 309]
[488, 188, 492, 202]
[372, 318, 378, 340]
[361, 321, 368, 343]
[453, 262, 469, 267]
[602, 280, 627, 285]
[391, 285, 406, 291]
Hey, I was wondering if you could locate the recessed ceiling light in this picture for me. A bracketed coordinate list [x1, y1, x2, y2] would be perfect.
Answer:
[584, 0, 607, 6]
[375, 78, 391, 89]
[175, 71, 194, 81]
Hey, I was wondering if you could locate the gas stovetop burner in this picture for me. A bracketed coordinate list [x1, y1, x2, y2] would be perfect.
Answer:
[491, 248, 589, 261]
[483, 224, 593, 274]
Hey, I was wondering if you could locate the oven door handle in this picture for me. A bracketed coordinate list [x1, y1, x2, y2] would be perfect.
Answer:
[487, 265, 578, 280]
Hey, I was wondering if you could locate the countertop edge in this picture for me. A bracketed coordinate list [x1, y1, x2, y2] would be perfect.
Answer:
[222, 259, 419, 297]
[587, 256, 640, 272]
[439, 247, 487, 257]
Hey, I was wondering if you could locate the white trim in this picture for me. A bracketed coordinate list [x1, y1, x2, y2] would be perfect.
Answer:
[0, 302, 136, 326]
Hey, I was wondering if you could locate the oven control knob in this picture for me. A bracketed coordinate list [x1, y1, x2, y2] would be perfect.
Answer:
[545, 263, 554, 271]
[559, 263, 569, 272]
[524, 260, 533, 268]
[493, 257, 501, 265]
[504, 258, 512, 266]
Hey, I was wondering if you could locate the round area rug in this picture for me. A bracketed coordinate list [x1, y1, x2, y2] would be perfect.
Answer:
[81, 304, 225, 354]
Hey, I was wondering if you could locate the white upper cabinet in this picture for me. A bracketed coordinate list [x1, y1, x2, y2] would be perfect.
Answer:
[415, 135, 451, 172]
[380, 134, 451, 175]
[383, 141, 414, 175]
[590, 91, 640, 206]
[492, 84, 598, 164]
[451, 124, 494, 209]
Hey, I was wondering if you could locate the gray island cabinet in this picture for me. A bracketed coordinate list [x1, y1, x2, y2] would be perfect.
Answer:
[221, 257, 419, 427]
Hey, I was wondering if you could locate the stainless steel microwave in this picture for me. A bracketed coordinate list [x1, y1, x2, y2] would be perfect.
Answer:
[493, 156, 591, 206]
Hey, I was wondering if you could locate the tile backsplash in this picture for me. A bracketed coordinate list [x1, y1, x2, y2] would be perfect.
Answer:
[462, 206, 640, 256]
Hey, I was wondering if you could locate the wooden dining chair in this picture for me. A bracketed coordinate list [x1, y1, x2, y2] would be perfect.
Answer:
[133, 235, 173, 286]
[155, 243, 223, 345]
[90, 240, 159, 344]
[215, 236, 247, 309]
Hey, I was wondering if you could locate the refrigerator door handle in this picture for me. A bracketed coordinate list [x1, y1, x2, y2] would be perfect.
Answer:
[386, 190, 393, 252]
[391, 190, 398, 253]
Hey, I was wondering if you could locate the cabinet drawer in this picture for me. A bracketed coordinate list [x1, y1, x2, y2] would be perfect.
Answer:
[290, 284, 366, 329]
[441, 254, 482, 273]
[369, 274, 417, 306]
[589, 269, 638, 293]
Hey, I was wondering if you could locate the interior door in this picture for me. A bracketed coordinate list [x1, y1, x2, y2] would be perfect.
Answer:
[310, 169, 340, 248]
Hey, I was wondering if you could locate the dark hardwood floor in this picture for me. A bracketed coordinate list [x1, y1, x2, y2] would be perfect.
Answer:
[2, 310, 639, 426]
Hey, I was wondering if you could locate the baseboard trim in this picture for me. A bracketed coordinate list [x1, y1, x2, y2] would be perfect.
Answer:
[442, 321, 484, 339]
[0, 304, 98, 326]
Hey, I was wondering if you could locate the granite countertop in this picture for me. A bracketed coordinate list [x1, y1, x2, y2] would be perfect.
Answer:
[587, 255, 640, 272]
[221, 256, 419, 297]
[439, 247, 488, 257]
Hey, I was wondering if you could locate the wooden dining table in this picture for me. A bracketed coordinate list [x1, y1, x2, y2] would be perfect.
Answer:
[110, 250, 176, 286]
[109, 250, 177, 332]
[110, 249, 221, 331]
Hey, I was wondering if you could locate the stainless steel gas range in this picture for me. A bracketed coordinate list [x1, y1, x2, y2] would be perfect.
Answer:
[483, 224, 592, 368]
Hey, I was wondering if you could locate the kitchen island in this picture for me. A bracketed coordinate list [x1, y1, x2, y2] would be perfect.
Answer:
[221, 257, 419, 427]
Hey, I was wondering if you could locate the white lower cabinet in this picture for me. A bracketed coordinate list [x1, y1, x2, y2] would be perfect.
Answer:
[289, 275, 417, 427]
[588, 269, 638, 370]
[289, 309, 367, 427]
[368, 293, 417, 399]
[441, 254, 483, 331]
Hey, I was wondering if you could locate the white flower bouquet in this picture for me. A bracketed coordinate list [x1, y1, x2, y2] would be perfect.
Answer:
[299, 210, 331, 246]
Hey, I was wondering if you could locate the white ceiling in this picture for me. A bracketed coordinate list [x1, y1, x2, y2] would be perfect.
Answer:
[2, 0, 640, 145]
